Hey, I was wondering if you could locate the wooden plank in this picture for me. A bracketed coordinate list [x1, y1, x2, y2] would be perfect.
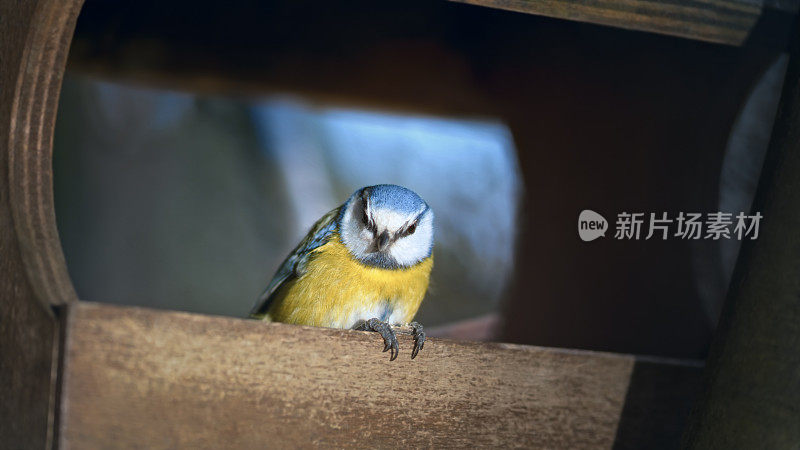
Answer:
[0, 0, 82, 448]
[682, 17, 800, 449]
[450, 0, 762, 45]
[5, 0, 81, 309]
[59, 302, 701, 449]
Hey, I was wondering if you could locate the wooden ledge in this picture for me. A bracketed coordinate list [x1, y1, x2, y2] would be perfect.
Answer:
[58, 302, 702, 448]
[450, 0, 765, 46]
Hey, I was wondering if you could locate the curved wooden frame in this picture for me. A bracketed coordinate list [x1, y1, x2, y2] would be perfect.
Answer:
[5, 0, 82, 310]
[1, 0, 82, 447]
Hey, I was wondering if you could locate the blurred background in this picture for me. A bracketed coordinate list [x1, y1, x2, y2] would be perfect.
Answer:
[54, 0, 790, 359]
[54, 78, 521, 327]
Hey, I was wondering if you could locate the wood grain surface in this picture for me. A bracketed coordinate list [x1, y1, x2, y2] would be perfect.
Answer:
[5, 0, 81, 310]
[60, 302, 641, 449]
[0, 0, 82, 448]
[451, 0, 762, 45]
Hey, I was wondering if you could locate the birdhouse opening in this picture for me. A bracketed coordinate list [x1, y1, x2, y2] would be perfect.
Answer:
[52, 0, 785, 359]
[53, 79, 523, 337]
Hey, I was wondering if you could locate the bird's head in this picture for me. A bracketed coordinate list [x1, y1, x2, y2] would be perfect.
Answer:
[339, 184, 434, 269]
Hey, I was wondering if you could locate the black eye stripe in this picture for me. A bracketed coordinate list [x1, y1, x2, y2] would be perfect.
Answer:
[402, 222, 417, 236]
[360, 205, 376, 232]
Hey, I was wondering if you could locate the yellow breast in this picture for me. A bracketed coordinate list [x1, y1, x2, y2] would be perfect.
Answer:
[265, 234, 433, 328]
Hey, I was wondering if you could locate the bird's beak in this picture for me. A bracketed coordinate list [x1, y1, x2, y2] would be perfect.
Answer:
[377, 231, 391, 252]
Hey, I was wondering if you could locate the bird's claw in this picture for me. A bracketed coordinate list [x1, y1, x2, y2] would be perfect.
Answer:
[354, 318, 426, 360]
[357, 318, 399, 361]
[410, 321, 425, 359]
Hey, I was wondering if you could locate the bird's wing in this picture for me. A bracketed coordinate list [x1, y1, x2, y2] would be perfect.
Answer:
[249, 206, 341, 318]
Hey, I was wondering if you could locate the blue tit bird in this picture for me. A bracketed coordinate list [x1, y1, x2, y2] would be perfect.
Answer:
[250, 184, 434, 360]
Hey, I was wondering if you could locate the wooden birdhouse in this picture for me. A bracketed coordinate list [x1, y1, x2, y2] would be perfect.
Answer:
[2, 0, 799, 448]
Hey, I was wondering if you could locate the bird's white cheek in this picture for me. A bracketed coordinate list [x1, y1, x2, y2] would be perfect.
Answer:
[388, 220, 433, 266]
[359, 229, 373, 242]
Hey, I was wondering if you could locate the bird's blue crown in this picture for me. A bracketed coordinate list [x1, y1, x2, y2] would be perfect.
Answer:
[363, 184, 427, 213]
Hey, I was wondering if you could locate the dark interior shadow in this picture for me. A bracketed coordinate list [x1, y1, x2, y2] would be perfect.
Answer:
[612, 359, 704, 449]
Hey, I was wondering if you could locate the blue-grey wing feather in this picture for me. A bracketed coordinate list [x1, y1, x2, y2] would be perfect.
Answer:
[249, 206, 341, 318]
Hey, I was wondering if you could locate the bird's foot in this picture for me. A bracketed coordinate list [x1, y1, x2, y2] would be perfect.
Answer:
[409, 321, 425, 359]
[355, 318, 399, 361]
